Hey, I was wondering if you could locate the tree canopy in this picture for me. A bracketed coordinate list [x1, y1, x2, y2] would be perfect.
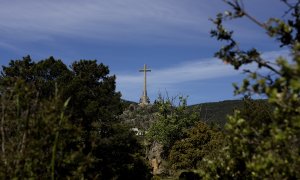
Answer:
[201, 0, 300, 179]
[0, 56, 150, 179]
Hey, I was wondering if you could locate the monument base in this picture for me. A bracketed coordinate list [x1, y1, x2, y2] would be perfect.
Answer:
[139, 95, 150, 106]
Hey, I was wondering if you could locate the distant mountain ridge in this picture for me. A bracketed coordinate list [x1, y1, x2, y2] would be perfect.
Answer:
[121, 99, 267, 128]
[190, 100, 245, 127]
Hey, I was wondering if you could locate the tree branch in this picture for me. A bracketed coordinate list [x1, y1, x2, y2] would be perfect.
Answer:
[254, 58, 282, 75]
[223, 0, 267, 29]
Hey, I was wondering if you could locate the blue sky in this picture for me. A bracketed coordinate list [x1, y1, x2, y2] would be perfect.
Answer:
[0, 0, 290, 104]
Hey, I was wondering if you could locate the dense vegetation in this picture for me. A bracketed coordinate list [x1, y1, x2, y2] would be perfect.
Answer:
[201, 0, 300, 179]
[1, 0, 300, 179]
[120, 95, 225, 178]
[191, 99, 246, 127]
[0, 57, 150, 179]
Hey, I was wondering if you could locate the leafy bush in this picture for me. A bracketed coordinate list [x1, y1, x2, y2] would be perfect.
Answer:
[146, 96, 200, 155]
[169, 121, 222, 170]
[201, 1, 300, 179]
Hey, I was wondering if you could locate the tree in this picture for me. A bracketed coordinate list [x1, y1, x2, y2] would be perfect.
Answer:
[1, 56, 71, 99]
[0, 78, 87, 179]
[202, 0, 300, 179]
[0, 57, 151, 179]
[146, 96, 200, 156]
[168, 121, 222, 170]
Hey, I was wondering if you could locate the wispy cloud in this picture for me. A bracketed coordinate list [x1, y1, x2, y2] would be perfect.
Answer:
[0, 1, 209, 43]
[116, 58, 236, 98]
[0, 0, 268, 46]
[116, 58, 237, 102]
[261, 49, 290, 61]
[116, 49, 290, 102]
[0, 42, 19, 53]
[118, 59, 235, 85]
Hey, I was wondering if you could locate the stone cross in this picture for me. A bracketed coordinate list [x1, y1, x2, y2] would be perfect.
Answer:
[139, 64, 151, 105]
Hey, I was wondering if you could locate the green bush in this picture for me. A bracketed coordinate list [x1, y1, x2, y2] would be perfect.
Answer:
[146, 96, 200, 156]
[201, 1, 300, 179]
[169, 122, 222, 170]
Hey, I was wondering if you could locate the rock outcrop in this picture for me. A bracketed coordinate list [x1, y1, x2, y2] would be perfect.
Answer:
[147, 141, 167, 175]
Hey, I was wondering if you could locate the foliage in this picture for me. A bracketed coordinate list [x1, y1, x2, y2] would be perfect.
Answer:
[202, 0, 300, 179]
[201, 99, 277, 179]
[144, 95, 224, 177]
[178, 171, 201, 180]
[0, 78, 87, 179]
[190, 99, 245, 127]
[92, 123, 152, 179]
[0, 56, 151, 179]
[146, 96, 200, 155]
[168, 121, 223, 170]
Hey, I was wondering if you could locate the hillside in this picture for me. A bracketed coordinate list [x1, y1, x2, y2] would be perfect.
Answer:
[190, 100, 244, 127]
[191, 99, 270, 127]
[122, 99, 268, 128]
[122, 99, 245, 127]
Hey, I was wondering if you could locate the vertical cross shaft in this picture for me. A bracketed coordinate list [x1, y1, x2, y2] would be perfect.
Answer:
[139, 64, 151, 105]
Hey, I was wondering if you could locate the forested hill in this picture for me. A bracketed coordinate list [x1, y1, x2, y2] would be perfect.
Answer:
[121, 99, 269, 128]
[189, 100, 244, 127]
[190, 99, 269, 127]
[122, 99, 245, 127]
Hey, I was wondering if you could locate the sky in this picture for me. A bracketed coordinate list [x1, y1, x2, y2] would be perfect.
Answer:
[0, 0, 291, 105]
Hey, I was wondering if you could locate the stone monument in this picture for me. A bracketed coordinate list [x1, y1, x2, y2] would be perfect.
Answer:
[139, 64, 151, 106]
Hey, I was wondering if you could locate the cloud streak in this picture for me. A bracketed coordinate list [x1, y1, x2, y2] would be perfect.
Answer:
[116, 49, 290, 102]
[0, 0, 210, 43]
[117, 59, 235, 85]
[0, 0, 269, 46]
